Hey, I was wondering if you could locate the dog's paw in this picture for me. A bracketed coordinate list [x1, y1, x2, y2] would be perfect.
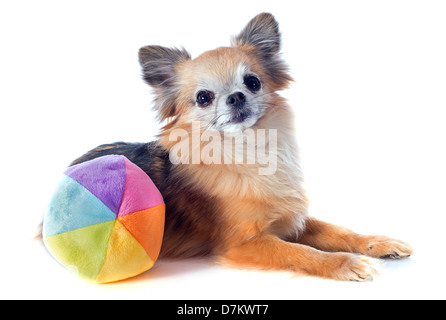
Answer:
[325, 253, 378, 282]
[338, 254, 378, 281]
[364, 236, 413, 259]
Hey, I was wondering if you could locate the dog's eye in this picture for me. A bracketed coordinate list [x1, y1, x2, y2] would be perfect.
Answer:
[196, 90, 215, 107]
[244, 75, 261, 92]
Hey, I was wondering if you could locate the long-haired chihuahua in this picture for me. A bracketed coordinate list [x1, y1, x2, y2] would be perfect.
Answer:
[56, 13, 413, 281]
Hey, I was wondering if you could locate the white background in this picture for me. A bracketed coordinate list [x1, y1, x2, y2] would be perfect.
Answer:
[1, 0, 445, 300]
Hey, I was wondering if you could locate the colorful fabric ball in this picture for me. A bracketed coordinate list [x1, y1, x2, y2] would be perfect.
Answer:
[43, 155, 165, 284]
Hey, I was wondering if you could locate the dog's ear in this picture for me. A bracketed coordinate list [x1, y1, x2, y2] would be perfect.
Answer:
[139, 45, 191, 88]
[138, 46, 191, 120]
[231, 13, 281, 59]
[232, 13, 292, 88]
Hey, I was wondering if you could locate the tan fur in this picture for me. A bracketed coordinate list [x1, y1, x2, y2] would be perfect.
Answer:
[62, 13, 413, 281]
[155, 14, 412, 280]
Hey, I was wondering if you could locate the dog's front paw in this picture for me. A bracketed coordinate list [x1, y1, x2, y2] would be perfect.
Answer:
[327, 253, 378, 282]
[364, 236, 413, 259]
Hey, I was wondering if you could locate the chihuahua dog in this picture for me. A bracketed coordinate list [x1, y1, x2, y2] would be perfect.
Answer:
[65, 13, 412, 281]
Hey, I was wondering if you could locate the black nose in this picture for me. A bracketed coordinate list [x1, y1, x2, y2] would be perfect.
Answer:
[226, 92, 246, 108]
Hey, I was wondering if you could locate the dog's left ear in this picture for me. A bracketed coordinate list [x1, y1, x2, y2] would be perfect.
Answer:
[231, 13, 281, 58]
[232, 13, 292, 88]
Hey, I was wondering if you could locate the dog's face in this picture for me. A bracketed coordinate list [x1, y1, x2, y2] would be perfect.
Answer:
[139, 13, 292, 132]
[179, 47, 267, 132]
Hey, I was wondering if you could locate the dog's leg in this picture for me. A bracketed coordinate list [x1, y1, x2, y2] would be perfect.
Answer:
[298, 218, 413, 259]
[222, 233, 376, 281]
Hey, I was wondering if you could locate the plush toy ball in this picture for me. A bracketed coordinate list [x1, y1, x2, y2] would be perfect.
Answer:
[43, 155, 165, 284]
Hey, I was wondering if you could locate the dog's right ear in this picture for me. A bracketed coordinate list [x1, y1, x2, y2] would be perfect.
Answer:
[139, 45, 191, 88]
[138, 46, 191, 120]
